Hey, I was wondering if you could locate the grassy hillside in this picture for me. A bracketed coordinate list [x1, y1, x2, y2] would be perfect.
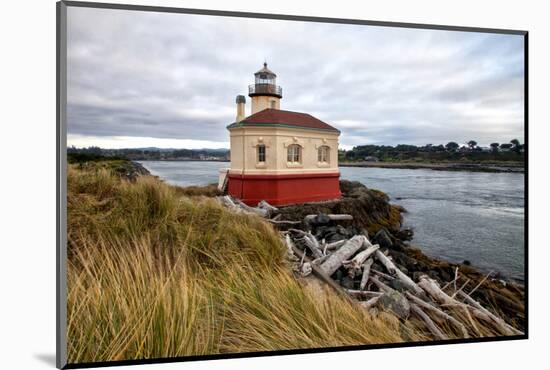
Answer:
[67, 164, 418, 364]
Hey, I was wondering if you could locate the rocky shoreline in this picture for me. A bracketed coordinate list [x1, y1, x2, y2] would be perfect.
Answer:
[114, 160, 151, 180]
[272, 181, 525, 331]
[340, 161, 524, 173]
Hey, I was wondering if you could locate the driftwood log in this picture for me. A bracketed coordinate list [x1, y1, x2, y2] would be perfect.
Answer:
[325, 239, 347, 251]
[360, 258, 374, 291]
[457, 291, 523, 336]
[304, 214, 354, 223]
[374, 249, 396, 274]
[288, 243, 354, 304]
[375, 250, 424, 295]
[343, 244, 379, 278]
[302, 232, 323, 259]
[359, 296, 381, 310]
[418, 276, 520, 336]
[319, 235, 368, 276]
[346, 289, 382, 299]
[405, 292, 469, 338]
[371, 269, 395, 281]
[268, 219, 302, 225]
[369, 275, 394, 294]
[257, 200, 278, 217]
[233, 198, 269, 217]
[410, 303, 448, 340]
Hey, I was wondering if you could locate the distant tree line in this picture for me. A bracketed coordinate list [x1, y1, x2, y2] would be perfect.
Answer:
[67, 146, 230, 161]
[339, 139, 525, 163]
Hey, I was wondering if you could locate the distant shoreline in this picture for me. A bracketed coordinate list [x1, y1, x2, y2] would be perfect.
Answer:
[340, 161, 524, 173]
[137, 158, 230, 162]
[137, 158, 524, 173]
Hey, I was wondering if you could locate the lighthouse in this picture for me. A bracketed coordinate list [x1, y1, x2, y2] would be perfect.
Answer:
[223, 63, 341, 206]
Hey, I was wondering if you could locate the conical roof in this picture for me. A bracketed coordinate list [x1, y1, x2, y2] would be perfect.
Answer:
[254, 62, 276, 77]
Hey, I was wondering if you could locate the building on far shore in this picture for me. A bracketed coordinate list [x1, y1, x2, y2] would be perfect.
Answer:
[220, 63, 341, 206]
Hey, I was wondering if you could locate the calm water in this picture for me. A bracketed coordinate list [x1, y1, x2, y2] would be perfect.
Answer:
[139, 161, 525, 280]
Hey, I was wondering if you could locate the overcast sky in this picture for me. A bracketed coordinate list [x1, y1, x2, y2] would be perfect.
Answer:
[67, 7, 525, 150]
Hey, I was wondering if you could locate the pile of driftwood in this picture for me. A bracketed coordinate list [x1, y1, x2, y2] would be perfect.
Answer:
[218, 195, 282, 219]
[217, 195, 523, 339]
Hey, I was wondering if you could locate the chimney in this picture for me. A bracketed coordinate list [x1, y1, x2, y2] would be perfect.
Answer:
[236, 95, 246, 122]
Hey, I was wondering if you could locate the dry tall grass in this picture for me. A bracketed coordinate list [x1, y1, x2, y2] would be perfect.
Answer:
[67, 165, 417, 364]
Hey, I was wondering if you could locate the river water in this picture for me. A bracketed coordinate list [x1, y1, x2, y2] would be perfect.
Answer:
[139, 161, 525, 280]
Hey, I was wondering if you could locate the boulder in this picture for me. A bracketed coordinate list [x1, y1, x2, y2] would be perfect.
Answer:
[376, 291, 411, 320]
[340, 276, 355, 289]
[309, 213, 332, 226]
[396, 228, 414, 241]
[373, 228, 393, 249]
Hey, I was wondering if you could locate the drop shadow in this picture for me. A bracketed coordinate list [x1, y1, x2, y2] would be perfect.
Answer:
[34, 353, 57, 367]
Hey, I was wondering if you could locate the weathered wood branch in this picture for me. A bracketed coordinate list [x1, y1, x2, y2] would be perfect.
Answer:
[371, 269, 395, 281]
[405, 292, 469, 338]
[233, 198, 269, 217]
[374, 249, 396, 275]
[267, 219, 302, 225]
[375, 250, 424, 295]
[325, 239, 347, 251]
[257, 200, 278, 217]
[419, 276, 519, 336]
[312, 254, 330, 266]
[290, 244, 354, 304]
[369, 275, 394, 294]
[319, 235, 368, 276]
[359, 296, 381, 310]
[360, 258, 374, 291]
[410, 303, 448, 340]
[218, 195, 242, 213]
[457, 291, 523, 336]
[302, 232, 323, 259]
[346, 289, 382, 299]
[343, 244, 379, 278]
[271, 213, 282, 221]
[284, 234, 295, 255]
[304, 214, 354, 223]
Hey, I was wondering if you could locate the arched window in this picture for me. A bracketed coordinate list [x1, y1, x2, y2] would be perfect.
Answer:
[318, 146, 330, 163]
[270, 100, 276, 109]
[257, 144, 266, 163]
[287, 144, 301, 163]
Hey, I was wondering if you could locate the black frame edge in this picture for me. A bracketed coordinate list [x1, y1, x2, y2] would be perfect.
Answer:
[57, 1, 68, 369]
[62, 0, 527, 35]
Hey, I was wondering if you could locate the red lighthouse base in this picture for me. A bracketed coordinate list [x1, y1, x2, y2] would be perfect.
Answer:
[227, 172, 341, 206]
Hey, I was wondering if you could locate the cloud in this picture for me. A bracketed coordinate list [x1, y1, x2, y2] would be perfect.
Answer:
[67, 7, 525, 148]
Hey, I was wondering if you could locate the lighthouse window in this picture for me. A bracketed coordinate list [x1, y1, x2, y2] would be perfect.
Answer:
[318, 146, 330, 163]
[287, 144, 301, 163]
[257, 145, 266, 163]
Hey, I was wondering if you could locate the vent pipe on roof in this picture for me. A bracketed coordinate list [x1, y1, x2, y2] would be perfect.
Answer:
[236, 95, 246, 122]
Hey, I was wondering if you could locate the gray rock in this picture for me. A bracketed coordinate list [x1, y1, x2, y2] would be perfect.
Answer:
[376, 291, 411, 320]
[340, 276, 355, 289]
[310, 214, 331, 226]
[390, 279, 410, 292]
[396, 228, 414, 241]
[373, 228, 393, 249]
